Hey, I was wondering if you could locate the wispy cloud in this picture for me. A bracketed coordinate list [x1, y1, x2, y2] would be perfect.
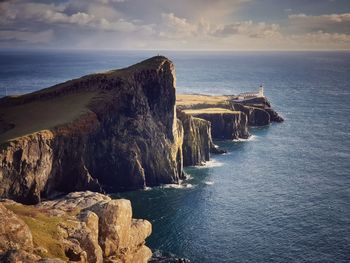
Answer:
[0, 0, 349, 50]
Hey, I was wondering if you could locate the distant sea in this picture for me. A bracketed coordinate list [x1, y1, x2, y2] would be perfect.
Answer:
[1, 50, 350, 263]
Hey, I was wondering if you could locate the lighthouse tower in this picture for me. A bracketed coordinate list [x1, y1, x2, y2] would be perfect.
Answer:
[258, 85, 264, 97]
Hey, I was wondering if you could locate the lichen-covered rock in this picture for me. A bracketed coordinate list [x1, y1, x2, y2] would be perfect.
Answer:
[0, 191, 152, 263]
[0, 249, 42, 263]
[0, 203, 33, 254]
[89, 199, 152, 260]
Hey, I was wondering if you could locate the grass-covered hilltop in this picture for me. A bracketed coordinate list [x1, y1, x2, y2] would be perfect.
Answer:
[0, 56, 283, 262]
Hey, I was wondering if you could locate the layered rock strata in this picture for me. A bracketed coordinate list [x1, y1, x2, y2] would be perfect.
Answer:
[177, 111, 218, 166]
[181, 108, 250, 140]
[0, 57, 284, 204]
[231, 96, 284, 125]
[0, 191, 152, 263]
[0, 56, 184, 203]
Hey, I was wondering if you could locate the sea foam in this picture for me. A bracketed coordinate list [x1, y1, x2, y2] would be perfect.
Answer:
[195, 159, 224, 169]
[233, 135, 257, 142]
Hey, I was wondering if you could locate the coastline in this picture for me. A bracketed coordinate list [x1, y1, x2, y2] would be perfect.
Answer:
[0, 56, 283, 262]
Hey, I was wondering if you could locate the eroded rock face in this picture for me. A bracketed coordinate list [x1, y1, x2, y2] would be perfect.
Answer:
[0, 191, 152, 263]
[232, 103, 270, 126]
[231, 96, 284, 125]
[187, 112, 250, 140]
[178, 111, 211, 166]
[0, 56, 183, 203]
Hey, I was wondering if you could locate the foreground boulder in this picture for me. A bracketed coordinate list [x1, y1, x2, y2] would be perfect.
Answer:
[0, 191, 152, 263]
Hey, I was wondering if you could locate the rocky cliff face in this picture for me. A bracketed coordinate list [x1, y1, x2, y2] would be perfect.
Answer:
[231, 103, 271, 126]
[0, 191, 152, 263]
[196, 112, 250, 140]
[178, 111, 212, 166]
[0, 56, 184, 203]
[0, 57, 284, 204]
[232, 97, 284, 125]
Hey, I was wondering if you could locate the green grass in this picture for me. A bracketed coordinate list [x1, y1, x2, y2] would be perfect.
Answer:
[176, 94, 229, 108]
[4, 204, 77, 260]
[0, 91, 97, 143]
[182, 108, 240, 115]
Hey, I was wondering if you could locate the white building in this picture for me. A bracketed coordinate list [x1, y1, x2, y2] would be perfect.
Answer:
[237, 85, 264, 100]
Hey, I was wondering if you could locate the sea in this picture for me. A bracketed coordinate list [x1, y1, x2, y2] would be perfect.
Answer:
[1, 50, 350, 263]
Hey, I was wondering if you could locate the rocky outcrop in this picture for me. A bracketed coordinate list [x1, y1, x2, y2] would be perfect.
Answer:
[231, 103, 270, 126]
[0, 203, 33, 254]
[0, 191, 152, 263]
[0, 56, 184, 203]
[0, 56, 284, 204]
[178, 111, 213, 166]
[232, 96, 284, 125]
[176, 93, 283, 143]
[182, 109, 250, 140]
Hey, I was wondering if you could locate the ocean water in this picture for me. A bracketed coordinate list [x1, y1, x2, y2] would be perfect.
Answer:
[1, 50, 350, 262]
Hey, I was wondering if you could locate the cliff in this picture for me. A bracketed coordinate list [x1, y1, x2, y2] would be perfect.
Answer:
[0, 57, 283, 204]
[231, 96, 284, 125]
[177, 110, 219, 166]
[0, 56, 184, 203]
[181, 108, 250, 140]
[0, 191, 152, 263]
[176, 94, 283, 132]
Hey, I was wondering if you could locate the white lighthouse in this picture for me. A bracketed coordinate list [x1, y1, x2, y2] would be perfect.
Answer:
[258, 85, 264, 97]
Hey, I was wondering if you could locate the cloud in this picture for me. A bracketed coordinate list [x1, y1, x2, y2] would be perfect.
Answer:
[0, 1, 350, 50]
[159, 12, 281, 40]
[214, 21, 281, 38]
[0, 0, 155, 35]
[289, 13, 350, 23]
[94, 0, 125, 3]
[160, 13, 198, 38]
[0, 29, 54, 43]
[288, 13, 350, 33]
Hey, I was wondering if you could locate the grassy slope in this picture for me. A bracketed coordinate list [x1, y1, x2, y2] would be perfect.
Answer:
[176, 94, 230, 108]
[0, 91, 97, 143]
[4, 204, 79, 260]
[182, 108, 240, 115]
[0, 56, 171, 144]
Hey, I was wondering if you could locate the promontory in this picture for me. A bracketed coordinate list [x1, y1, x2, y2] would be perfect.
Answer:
[0, 56, 283, 262]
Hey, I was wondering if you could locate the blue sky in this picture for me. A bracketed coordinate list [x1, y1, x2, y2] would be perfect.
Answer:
[0, 0, 349, 50]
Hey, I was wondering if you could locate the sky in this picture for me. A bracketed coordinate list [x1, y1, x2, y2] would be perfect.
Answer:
[0, 0, 350, 50]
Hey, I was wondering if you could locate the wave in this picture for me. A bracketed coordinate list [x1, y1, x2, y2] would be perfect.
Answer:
[161, 183, 195, 189]
[195, 159, 224, 169]
[233, 135, 257, 142]
[183, 172, 194, 180]
[204, 181, 214, 185]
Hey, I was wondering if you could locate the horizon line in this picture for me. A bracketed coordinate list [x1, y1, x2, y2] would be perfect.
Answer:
[1, 47, 350, 52]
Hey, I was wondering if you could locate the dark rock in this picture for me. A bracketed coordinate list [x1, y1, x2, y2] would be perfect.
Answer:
[187, 111, 250, 140]
[178, 111, 211, 166]
[232, 103, 270, 126]
[0, 56, 184, 203]
[265, 108, 284, 122]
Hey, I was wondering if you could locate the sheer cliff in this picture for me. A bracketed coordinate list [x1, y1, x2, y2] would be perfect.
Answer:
[0, 56, 184, 204]
[0, 56, 283, 204]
